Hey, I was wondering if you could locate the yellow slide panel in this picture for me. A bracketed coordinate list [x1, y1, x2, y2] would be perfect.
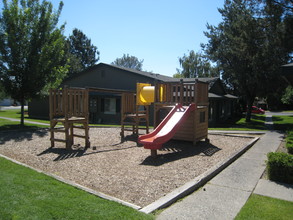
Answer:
[137, 83, 155, 105]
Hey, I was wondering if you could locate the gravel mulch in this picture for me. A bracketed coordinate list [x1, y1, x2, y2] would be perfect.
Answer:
[0, 127, 255, 207]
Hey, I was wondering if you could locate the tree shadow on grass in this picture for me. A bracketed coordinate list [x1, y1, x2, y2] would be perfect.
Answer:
[210, 114, 267, 130]
[272, 115, 293, 131]
[0, 127, 47, 144]
[140, 140, 221, 166]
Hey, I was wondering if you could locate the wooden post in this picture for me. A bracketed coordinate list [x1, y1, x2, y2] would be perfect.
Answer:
[49, 89, 54, 148]
[194, 79, 198, 105]
[180, 79, 183, 105]
[151, 149, 157, 158]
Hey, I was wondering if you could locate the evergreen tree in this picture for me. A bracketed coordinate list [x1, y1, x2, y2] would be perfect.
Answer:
[67, 28, 100, 76]
[175, 50, 219, 78]
[112, 54, 144, 71]
[203, 0, 292, 121]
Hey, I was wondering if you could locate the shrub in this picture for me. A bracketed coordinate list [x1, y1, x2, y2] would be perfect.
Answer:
[286, 140, 293, 154]
[286, 131, 293, 154]
[267, 152, 293, 184]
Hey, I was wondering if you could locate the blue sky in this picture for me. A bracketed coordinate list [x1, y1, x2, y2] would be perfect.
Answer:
[51, 0, 225, 76]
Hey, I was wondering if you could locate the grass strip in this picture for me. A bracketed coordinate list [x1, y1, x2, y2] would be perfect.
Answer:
[0, 157, 153, 220]
[273, 115, 293, 131]
[235, 194, 293, 220]
[209, 114, 267, 131]
[0, 109, 50, 124]
[0, 118, 48, 131]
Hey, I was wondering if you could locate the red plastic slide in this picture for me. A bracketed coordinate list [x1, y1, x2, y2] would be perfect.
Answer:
[138, 103, 196, 150]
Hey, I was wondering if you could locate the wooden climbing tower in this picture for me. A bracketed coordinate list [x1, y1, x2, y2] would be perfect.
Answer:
[153, 79, 209, 144]
[120, 93, 149, 138]
[49, 87, 90, 149]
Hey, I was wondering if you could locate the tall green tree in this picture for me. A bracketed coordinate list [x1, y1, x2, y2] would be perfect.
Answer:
[112, 54, 144, 71]
[203, 0, 292, 121]
[67, 28, 100, 76]
[281, 85, 293, 104]
[175, 50, 219, 78]
[0, 82, 7, 101]
[0, 0, 68, 125]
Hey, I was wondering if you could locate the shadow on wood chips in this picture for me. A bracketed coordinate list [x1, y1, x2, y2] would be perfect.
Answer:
[140, 140, 221, 166]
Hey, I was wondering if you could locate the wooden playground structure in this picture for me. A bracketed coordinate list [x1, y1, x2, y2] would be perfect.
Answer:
[136, 79, 209, 156]
[120, 93, 149, 138]
[153, 79, 209, 144]
[120, 79, 209, 145]
[49, 79, 209, 152]
[49, 87, 90, 150]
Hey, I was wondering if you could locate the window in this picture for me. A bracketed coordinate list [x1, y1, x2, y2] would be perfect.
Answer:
[104, 98, 116, 115]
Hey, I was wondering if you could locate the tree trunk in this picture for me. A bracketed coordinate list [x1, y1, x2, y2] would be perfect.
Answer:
[245, 98, 254, 122]
[20, 97, 25, 126]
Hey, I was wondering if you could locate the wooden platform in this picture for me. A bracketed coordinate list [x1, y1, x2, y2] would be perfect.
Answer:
[49, 88, 90, 149]
[120, 93, 149, 138]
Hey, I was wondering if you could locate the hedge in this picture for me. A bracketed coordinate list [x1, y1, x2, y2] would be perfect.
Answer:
[286, 131, 293, 154]
[286, 140, 293, 154]
[267, 152, 293, 184]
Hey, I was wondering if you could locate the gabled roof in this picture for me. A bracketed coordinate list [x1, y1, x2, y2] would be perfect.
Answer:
[104, 63, 175, 82]
[63, 63, 236, 99]
[64, 62, 220, 85]
[64, 62, 175, 83]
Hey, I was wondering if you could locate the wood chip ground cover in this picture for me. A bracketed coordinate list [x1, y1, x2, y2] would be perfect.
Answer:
[0, 128, 255, 207]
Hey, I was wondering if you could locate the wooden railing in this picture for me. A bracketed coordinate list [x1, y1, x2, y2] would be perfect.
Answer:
[49, 87, 89, 119]
[155, 80, 209, 106]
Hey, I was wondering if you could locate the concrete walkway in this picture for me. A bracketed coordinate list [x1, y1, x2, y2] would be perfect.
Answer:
[157, 116, 292, 219]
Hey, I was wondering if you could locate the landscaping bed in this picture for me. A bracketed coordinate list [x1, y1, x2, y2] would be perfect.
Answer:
[0, 127, 255, 207]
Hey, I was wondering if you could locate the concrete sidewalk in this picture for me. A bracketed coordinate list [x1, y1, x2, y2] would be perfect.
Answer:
[157, 130, 291, 220]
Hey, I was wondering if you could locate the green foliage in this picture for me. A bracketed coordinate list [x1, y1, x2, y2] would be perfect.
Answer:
[112, 54, 144, 71]
[0, 81, 7, 100]
[267, 152, 293, 184]
[0, 0, 68, 125]
[281, 85, 293, 105]
[203, 0, 292, 120]
[67, 28, 100, 76]
[286, 130, 293, 154]
[286, 140, 293, 154]
[0, 157, 154, 220]
[175, 50, 219, 78]
[235, 194, 293, 220]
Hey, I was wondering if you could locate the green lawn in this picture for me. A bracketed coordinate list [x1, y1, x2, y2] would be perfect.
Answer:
[209, 114, 267, 131]
[0, 118, 47, 130]
[0, 109, 50, 125]
[0, 157, 153, 220]
[235, 194, 293, 220]
[273, 115, 293, 131]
